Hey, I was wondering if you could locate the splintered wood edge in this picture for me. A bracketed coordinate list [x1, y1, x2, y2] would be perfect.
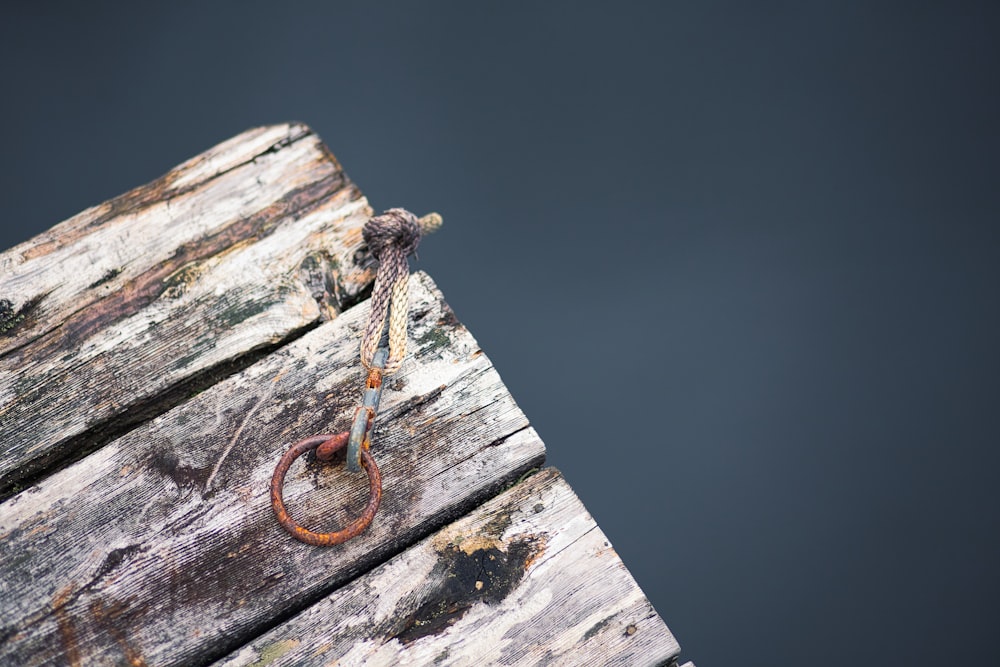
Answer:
[214, 469, 681, 667]
[0, 272, 547, 667]
[0, 122, 376, 495]
[0, 123, 331, 346]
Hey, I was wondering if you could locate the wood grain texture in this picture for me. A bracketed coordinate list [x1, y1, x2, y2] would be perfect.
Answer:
[0, 123, 376, 495]
[215, 468, 680, 667]
[0, 272, 546, 667]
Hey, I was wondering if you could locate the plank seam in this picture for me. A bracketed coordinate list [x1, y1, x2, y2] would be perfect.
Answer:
[0, 176, 366, 499]
[187, 451, 546, 667]
[0, 160, 344, 361]
[0, 125, 317, 360]
[0, 322, 320, 502]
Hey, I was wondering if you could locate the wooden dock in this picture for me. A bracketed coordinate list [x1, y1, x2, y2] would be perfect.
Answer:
[0, 124, 692, 666]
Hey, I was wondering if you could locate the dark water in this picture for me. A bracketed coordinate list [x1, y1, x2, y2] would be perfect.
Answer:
[2, 3, 998, 664]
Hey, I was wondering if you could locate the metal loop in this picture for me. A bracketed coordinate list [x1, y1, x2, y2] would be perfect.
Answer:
[270, 433, 382, 546]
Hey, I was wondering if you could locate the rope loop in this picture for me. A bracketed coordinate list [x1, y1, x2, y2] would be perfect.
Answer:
[362, 208, 422, 260]
[360, 208, 437, 374]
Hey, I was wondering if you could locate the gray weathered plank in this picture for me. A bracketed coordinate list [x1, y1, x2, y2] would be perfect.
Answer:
[0, 122, 374, 495]
[0, 272, 546, 666]
[216, 468, 680, 667]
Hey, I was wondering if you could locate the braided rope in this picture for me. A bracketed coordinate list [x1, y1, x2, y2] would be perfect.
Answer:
[360, 208, 441, 374]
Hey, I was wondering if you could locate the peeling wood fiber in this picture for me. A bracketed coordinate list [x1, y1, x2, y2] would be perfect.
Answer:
[0, 272, 545, 667]
[215, 470, 681, 667]
[0, 123, 375, 496]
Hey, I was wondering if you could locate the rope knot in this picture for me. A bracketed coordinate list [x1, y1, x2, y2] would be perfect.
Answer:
[363, 208, 421, 260]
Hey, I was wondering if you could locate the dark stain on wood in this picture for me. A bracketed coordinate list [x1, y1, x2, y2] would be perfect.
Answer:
[95, 543, 148, 582]
[408, 302, 433, 324]
[483, 509, 513, 538]
[215, 294, 280, 332]
[389, 535, 545, 645]
[412, 308, 461, 357]
[297, 251, 344, 320]
[148, 449, 211, 493]
[161, 263, 206, 299]
[88, 267, 122, 289]
[584, 614, 617, 641]
[0, 325, 311, 501]
[0, 295, 45, 338]
[4, 165, 345, 366]
[416, 327, 451, 354]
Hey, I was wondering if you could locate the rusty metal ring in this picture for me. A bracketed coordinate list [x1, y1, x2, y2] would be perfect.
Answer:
[270, 433, 382, 546]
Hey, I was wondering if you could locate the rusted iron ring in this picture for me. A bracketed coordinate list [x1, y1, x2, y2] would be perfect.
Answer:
[270, 433, 382, 546]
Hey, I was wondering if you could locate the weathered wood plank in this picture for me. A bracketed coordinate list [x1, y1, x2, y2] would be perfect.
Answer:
[0, 122, 376, 496]
[216, 468, 680, 667]
[0, 272, 546, 666]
